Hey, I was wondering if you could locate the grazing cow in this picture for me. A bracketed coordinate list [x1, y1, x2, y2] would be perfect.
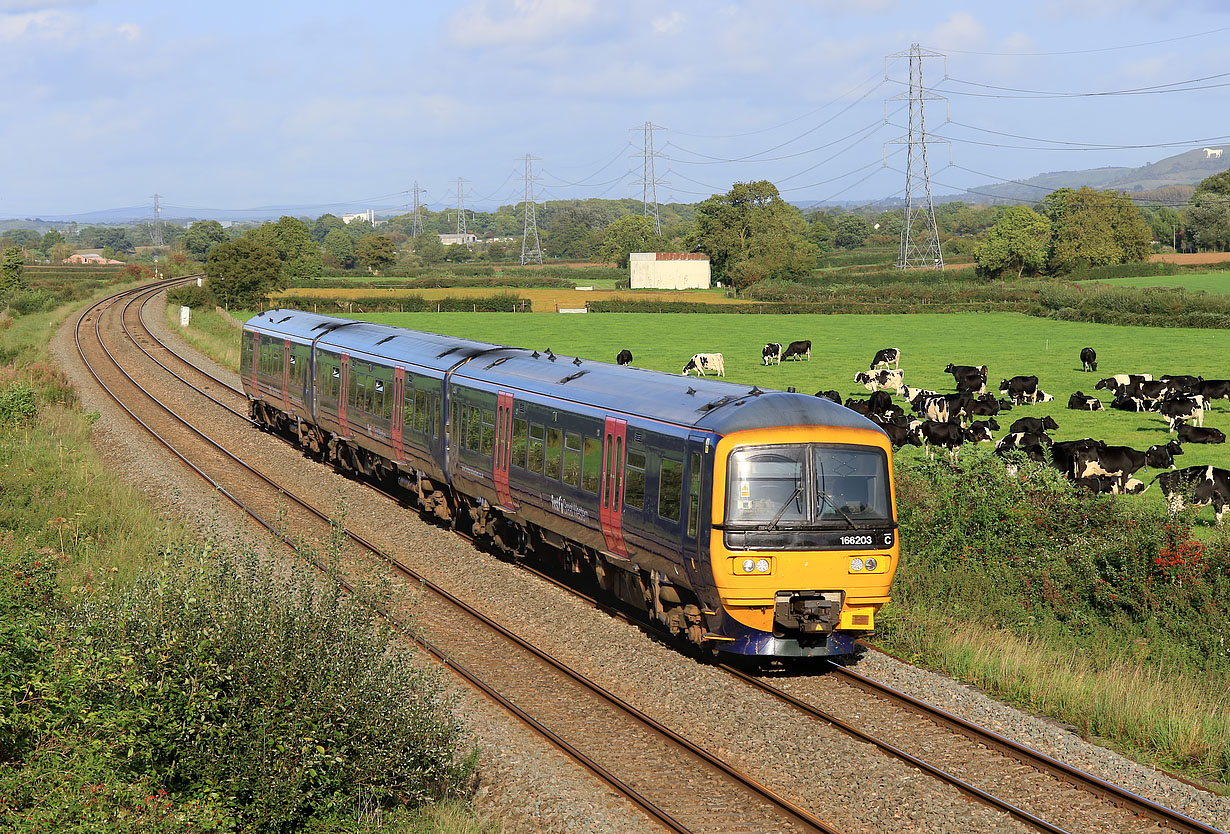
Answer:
[1156, 465, 1230, 522]
[1077, 442, 1182, 490]
[1160, 394, 1205, 431]
[1161, 374, 1202, 395]
[946, 363, 989, 394]
[900, 385, 940, 403]
[1198, 379, 1230, 407]
[1095, 374, 1153, 391]
[781, 340, 811, 361]
[1050, 438, 1106, 479]
[815, 389, 842, 404]
[1068, 391, 1103, 411]
[1080, 347, 1097, 372]
[870, 347, 900, 369]
[762, 343, 782, 366]
[909, 419, 966, 461]
[999, 375, 1041, 405]
[966, 418, 999, 443]
[844, 397, 872, 415]
[867, 390, 893, 414]
[1176, 422, 1226, 444]
[854, 368, 906, 394]
[1010, 415, 1058, 435]
[616, 348, 633, 366]
[682, 352, 724, 377]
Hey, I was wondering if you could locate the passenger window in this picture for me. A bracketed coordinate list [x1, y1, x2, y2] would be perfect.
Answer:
[528, 423, 545, 473]
[581, 436, 601, 494]
[546, 427, 562, 480]
[687, 451, 702, 537]
[625, 450, 646, 509]
[466, 405, 481, 451]
[562, 431, 581, 487]
[414, 390, 428, 433]
[658, 458, 683, 523]
[480, 409, 495, 457]
[330, 366, 340, 398]
[512, 418, 528, 469]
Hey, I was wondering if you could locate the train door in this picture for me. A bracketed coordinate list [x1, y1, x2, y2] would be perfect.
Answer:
[494, 391, 516, 509]
[392, 368, 406, 463]
[249, 332, 260, 396]
[681, 434, 709, 570]
[600, 417, 628, 557]
[339, 354, 350, 437]
[281, 339, 291, 411]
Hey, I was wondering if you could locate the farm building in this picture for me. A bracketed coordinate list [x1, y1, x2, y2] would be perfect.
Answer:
[439, 233, 478, 246]
[629, 252, 711, 289]
[62, 252, 126, 265]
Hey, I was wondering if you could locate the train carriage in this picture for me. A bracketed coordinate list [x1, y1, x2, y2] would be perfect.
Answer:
[242, 309, 899, 658]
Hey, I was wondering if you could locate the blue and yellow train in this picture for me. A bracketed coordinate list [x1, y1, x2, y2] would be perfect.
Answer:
[241, 309, 899, 657]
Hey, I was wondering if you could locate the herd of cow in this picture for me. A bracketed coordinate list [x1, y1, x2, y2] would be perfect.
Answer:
[615, 340, 1230, 521]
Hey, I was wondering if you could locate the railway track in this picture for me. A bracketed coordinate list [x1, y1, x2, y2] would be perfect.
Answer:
[79, 278, 1228, 834]
[77, 279, 844, 833]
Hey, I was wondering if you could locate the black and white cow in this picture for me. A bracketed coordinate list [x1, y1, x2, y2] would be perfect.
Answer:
[1161, 374, 1202, 395]
[854, 368, 906, 394]
[1095, 374, 1153, 391]
[1076, 441, 1182, 490]
[913, 393, 952, 423]
[870, 347, 900, 369]
[1067, 391, 1104, 411]
[966, 417, 999, 443]
[1050, 438, 1106, 478]
[762, 343, 782, 366]
[1176, 422, 1226, 444]
[964, 394, 1003, 419]
[815, 389, 842, 404]
[995, 431, 1052, 462]
[1080, 347, 1097, 372]
[1009, 415, 1058, 435]
[909, 419, 966, 461]
[782, 340, 811, 361]
[682, 352, 724, 377]
[900, 385, 940, 403]
[876, 418, 921, 450]
[844, 397, 872, 415]
[1076, 475, 1148, 495]
[1160, 394, 1206, 432]
[1111, 394, 1150, 412]
[946, 363, 988, 394]
[1156, 465, 1230, 522]
[999, 375, 1041, 405]
[616, 348, 633, 366]
[1198, 379, 1230, 407]
[867, 390, 893, 415]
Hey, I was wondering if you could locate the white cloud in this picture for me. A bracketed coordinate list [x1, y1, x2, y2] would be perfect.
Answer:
[796, 0, 898, 13]
[0, 8, 139, 44]
[0, 0, 89, 10]
[447, 0, 599, 47]
[924, 12, 987, 52]
[652, 11, 685, 35]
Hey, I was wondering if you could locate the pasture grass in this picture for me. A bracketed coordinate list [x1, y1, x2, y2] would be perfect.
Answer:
[166, 303, 241, 369]
[1099, 271, 1230, 294]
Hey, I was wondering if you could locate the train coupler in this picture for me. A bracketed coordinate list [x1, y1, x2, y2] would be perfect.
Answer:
[774, 591, 843, 635]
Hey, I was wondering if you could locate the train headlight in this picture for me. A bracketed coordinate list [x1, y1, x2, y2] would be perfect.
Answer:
[850, 558, 865, 572]
[864, 557, 878, 571]
[742, 558, 756, 573]
[755, 559, 770, 573]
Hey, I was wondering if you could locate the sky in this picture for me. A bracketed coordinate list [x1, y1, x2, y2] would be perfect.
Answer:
[2, 0, 1229, 220]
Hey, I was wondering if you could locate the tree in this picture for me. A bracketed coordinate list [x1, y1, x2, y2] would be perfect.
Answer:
[323, 229, 357, 269]
[974, 206, 1052, 279]
[49, 242, 75, 263]
[182, 220, 229, 261]
[312, 214, 347, 243]
[1187, 172, 1230, 251]
[686, 180, 817, 287]
[40, 229, 65, 253]
[413, 234, 446, 266]
[357, 235, 396, 273]
[545, 204, 602, 259]
[205, 238, 283, 308]
[1044, 187, 1152, 272]
[248, 216, 322, 281]
[597, 215, 662, 268]
[833, 214, 871, 249]
[1, 246, 24, 296]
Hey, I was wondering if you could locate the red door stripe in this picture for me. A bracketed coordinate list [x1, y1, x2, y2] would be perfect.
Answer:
[494, 392, 516, 509]
[339, 354, 349, 437]
[282, 339, 291, 411]
[600, 417, 628, 557]
[392, 367, 405, 462]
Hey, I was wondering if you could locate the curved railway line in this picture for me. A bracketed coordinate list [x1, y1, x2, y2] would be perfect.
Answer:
[72, 277, 1227, 834]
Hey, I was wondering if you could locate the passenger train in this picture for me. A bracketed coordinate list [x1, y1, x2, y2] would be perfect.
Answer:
[241, 309, 900, 657]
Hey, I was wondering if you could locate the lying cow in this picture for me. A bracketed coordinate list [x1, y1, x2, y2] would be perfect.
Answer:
[854, 368, 906, 394]
[1076, 475, 1147, 495]
[1080, 347, 1097, 372]
[814, 389, 842, 404]
[1068, 391, 1103, 411]
[762, 343, 782, 366]
[1176, 422, 1226, 444]
[1095, 374, 1152, 391]
[870, 347, 900, 369]
[966, 418, 998, 443]
[1156, 465, 1230, 522]
[782, 340, 811, 361]
[616, 348, 633, 366]
[682, 352, 724, 377]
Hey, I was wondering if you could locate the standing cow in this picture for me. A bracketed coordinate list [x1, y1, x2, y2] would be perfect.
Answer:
[870, 348, 900, 369]
[761, 343, 783, 366]
[1080, 347, 1097, 372]
[682, 353, 725, 377]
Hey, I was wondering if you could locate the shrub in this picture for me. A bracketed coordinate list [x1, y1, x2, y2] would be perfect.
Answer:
[165, 284, 215, 308]
[5, 289, 59, 316]
[0, 382, 38, 429]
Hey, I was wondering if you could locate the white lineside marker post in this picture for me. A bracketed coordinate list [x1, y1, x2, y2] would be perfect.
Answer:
[197, 277, 203, 287]
[180, 306, 191, 327]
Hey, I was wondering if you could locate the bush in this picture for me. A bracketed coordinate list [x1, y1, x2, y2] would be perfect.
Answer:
[0, 382, 38, 429]
[5, 289, 59, 316]
[277, 292, 531, 313]
[165, 284, 215, 308]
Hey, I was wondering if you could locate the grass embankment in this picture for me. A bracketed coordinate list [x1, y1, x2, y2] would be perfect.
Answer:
[0, 287, 491, 832]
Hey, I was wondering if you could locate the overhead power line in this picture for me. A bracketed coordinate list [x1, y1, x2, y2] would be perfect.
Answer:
[924, 25, 1230, 57]
[936, 72, 1230, 99]
[928, 121, 1230, 151]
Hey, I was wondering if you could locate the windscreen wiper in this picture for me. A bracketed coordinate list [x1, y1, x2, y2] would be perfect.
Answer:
[764, 485, 803, 531]
[816, 487, 858, 530]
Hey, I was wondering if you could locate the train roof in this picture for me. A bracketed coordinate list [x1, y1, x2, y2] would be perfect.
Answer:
[245, 309, 882, 437]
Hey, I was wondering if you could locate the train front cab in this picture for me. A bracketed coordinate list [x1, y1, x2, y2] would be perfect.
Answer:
[708, 425, 898, 657]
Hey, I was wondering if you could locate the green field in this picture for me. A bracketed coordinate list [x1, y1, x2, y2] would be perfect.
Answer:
[1099, 270, 1230, 293]
[355, 310, 1230, 516]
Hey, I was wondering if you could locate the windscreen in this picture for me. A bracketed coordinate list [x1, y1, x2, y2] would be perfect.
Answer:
[726, 444, 891, 526]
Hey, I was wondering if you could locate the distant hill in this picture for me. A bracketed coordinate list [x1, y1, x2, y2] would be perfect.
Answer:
[965, 146, 1230, 204]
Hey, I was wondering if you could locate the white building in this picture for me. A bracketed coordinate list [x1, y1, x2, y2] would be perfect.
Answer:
[342, 209, 376, 225]
[439, 233, 478, 246]
[629, 252, 711, 289]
